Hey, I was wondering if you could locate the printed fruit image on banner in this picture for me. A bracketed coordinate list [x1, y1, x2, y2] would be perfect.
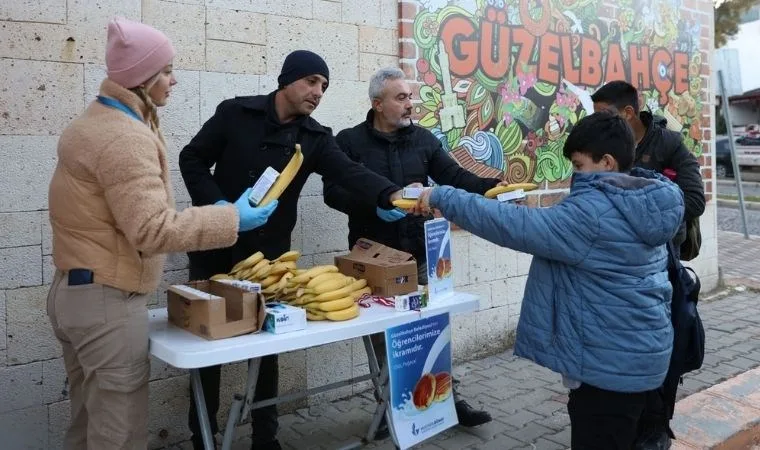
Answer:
[412, 373, 437, 410]
[435, 257, 452, 279]
[406, 0, 706, 184]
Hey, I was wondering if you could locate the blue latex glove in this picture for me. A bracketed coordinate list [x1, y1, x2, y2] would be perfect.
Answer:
[215, 199, 230, 206]
[234, 188, 279, 232]
[376, 207, 406, 222]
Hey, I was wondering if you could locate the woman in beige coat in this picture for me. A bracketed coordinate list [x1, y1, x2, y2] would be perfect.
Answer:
[47, 18, 277, 449]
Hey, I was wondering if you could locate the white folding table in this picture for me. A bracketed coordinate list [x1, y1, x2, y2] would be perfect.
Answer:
[149, 292, 479, 450]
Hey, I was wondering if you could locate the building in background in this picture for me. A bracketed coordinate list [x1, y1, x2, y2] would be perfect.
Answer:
[714, 2, 760, 130]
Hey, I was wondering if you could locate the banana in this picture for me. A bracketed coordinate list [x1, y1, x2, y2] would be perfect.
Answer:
[310, 277, 354, 295]
[325, 304, 360, 321]
[484, 183, 538, 199]
[306, 272, 346, 289]
[269, 261, 296, 276]
[230, 251, 264, 274]
[210, 273, 234, 281]
[261, 273, 289, 295]
[251, 259, 274, 279]
[290, 295, 316, 306]
[313, 279, 368, 302]
[350, 286, 372, 301]
[236, 267, 256, 280]
[260, 274, 281, 289]
[392, 199, 418, 209]
[289, 265, 339, 284]
[314, 295, 355, 312]
[258, 144, 304, 206]
[275, 250, 301, 262]
[278, 271, 294, 287]
[244, 258, 269, 278]
[306, 310, 326, 321]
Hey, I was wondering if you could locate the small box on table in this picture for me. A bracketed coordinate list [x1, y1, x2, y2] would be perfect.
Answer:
[263, 303, 307, 334]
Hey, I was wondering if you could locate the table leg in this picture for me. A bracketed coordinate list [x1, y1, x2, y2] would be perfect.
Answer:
[220, 358, 261, 450]
[362, 335, 383, 400]
[190, 368, 215, 450]
[361, 339, 400, 449]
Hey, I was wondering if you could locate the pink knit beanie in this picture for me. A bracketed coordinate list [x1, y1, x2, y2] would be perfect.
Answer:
[106, 18, 176, 88]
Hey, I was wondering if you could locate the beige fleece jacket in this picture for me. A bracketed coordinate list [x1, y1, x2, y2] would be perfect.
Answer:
[49, 79, 239, 294]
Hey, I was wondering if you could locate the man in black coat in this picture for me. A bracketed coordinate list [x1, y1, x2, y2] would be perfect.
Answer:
[324, 67, 498, 434]
[592, 81, 706, 450]
[179, 51, 403, 450]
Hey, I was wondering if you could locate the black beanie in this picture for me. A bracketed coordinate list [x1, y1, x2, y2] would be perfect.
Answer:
[277, 50, 330, 88]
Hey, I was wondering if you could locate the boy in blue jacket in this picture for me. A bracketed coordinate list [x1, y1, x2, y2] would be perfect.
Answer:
[415, 111, 684, 449]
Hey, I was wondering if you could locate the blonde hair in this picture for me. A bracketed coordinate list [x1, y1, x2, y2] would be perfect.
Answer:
[129, 72, 162, 139]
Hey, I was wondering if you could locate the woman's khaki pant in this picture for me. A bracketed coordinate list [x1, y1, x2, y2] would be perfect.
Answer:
[47, 271, 150, 449]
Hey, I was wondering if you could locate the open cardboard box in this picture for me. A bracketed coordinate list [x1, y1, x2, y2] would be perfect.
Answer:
[167, 280, 266, 340]
[335, 238, 418, 297]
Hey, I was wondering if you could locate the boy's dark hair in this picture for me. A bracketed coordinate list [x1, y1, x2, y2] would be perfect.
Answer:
[563, 111, 635, 172]
[590, 81, 639, 114]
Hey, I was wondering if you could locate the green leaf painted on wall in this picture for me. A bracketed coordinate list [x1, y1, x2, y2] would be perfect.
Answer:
[446, 127, 463, 150]
[419, 111, 439, 128]
[495, 120, 523, 156]
[533, 81, 557, 97]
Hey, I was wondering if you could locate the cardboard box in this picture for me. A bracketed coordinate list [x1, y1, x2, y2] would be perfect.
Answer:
[263, 303, 307, 334]
[335, 238, 418, 297]
[167, 280, 266, 340]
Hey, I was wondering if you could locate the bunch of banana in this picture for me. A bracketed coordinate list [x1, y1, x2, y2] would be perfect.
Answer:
[211, 250, 302, 300]
[279, 268, 371, 322]
[211, 251, 370, 321]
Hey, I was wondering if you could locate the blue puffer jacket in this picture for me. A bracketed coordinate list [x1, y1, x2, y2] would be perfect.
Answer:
[430, 169, 684, 392]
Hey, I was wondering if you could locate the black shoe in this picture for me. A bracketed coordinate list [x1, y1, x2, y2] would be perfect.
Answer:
[374, 417, 391, 441]
[634, 429, 672, 450]
[455, 400, 492, 427]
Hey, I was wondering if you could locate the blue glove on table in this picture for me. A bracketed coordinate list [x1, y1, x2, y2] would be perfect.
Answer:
[376, 207, 406, 222]
[233, 188, 278, 232]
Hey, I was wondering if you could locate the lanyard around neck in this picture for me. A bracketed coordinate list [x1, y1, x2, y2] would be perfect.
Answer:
[97, 96, 143, 122]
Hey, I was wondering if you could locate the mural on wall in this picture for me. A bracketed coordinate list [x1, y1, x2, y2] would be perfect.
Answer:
[405, 0, 705, 184]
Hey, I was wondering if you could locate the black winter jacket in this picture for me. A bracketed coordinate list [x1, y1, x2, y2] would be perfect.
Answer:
[179, 94, 400, 279]
[324, 110, 500, 261]
[635, 111, 705, 246]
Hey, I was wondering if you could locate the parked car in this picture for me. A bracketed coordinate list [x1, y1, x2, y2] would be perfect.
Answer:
[736, 135, 760, 146]
[716, 137, 734, 178]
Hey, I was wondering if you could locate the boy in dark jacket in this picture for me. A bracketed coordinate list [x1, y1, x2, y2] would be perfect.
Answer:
[179, 51, 403, 450]
[415, 112, 685, 449]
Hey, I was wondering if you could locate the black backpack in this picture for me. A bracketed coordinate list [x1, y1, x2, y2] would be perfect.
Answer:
[663, 241, 705, 420]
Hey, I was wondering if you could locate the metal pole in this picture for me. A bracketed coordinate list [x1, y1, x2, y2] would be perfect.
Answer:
[717, 70, 750, 238]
